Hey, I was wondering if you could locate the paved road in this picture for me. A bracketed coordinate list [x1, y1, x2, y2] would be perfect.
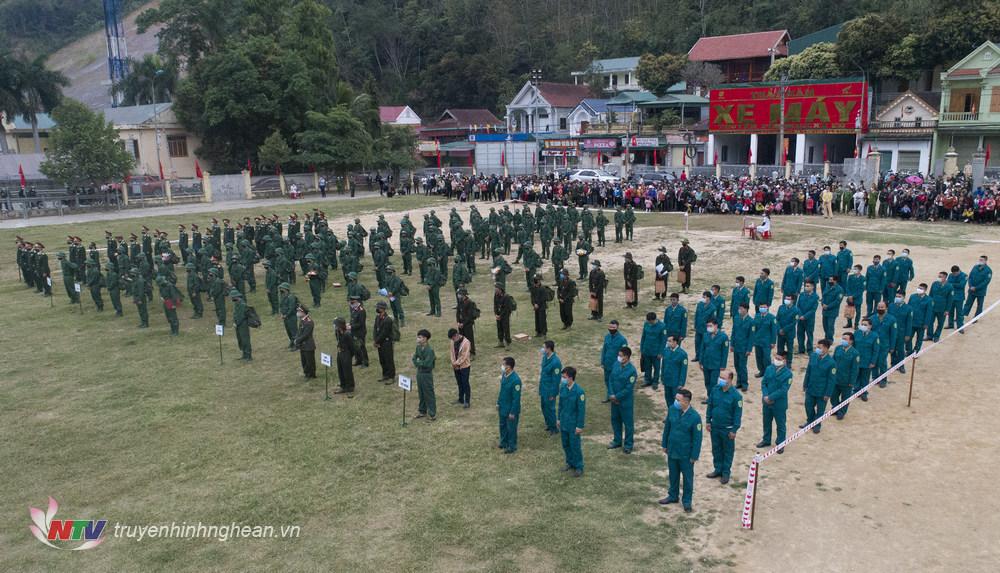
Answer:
[0, 191, 383, 229]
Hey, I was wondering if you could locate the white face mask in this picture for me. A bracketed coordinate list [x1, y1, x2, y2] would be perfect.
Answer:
[773, 360, 785, 368]
[859, 324, 870, 332]
[894, 296, 903, 303]
[500, 366, 507, 374]
[618, 356, 627, 363]
[783, 299, 792, 306]
[707, 326, 716, 333]
[917, 288, 925, 294]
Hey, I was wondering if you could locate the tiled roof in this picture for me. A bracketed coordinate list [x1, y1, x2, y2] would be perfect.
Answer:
[688, 30, 790, 62]
[101, 102, 173, 126]
[536, 82, 591, 108]
[589, 57, 640, 73]
[379, 106, 406, 122]
[440, 109, 502, 126]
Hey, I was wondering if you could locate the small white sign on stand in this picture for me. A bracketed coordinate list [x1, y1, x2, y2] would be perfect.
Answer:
[321, 353, 332, 367]
[215, 324, 224, 336]
[74, 282, 81, 293]
[398, 375, 412, 391]
[47, 277, 52, 286]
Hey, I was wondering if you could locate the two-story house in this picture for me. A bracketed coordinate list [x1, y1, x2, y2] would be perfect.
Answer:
[571, 57, 641, 93]
[506, 81, 592, 135]
[863, 91, 938, 174]
[933, 41, 1000, 173]
[687, 29, 790, 83]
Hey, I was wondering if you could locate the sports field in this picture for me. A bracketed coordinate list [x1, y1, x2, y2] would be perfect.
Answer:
[2, 196, 998, 572]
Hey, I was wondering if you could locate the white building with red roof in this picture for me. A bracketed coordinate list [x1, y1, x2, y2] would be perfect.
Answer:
[688, 29, 790, 83]
[505, 80, 592, 134]
[378, 106, 422, 126]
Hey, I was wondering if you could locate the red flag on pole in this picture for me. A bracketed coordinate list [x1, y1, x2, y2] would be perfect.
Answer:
[823, 144, 828, 162]
[276, 164, 281, 176]
[435, 139, 441, 169]
[653, 148, 658, 166]
[159, 160, 165, 180]
[246, 158, 252, 176]
[782, 142, 788, 165]
[747, 147, 753, 165]
[986, 143, 991, 166]
[194, 160, 203, 179]
[713, 150, 718, 164]
[682, 150, 687, 166]
[854, 146, 859, 158]
[563, 148, 568, 168]
[500, 148, 505, 167]
[18, 163, 26, 188]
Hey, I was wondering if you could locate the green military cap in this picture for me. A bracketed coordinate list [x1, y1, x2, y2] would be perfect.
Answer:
[129, 267, 139, 274]
[304, 253, 316, 260]
[492, 248, 502, 255]
[57, 251, 66, 258]
[209, 267, 220, 275]
[494, 282, 505, 290]
[414, 237, 423, 242]
[228, 289, 242, 298]
[681, 238, 690, 244]
[592, 260, 602, 267]
[278, 282, 291, 290]
[375, 300, 387, 309]
[348, 295, 361, 301]
[156, 276, 168, 284]
[347, 271, 358, 279]
[657, 246, 667, 253]
[104, 263, 113, 270]
[185, 262, 196, 269]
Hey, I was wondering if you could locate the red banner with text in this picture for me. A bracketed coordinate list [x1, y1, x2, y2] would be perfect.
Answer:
[709, 81, 867, 134]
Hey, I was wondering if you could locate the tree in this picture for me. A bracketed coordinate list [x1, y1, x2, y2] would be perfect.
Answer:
[637, 53, 686, 96]
[137, 0, 235, 67]
[14, 54, 68, 153]
[295, 106, 373, 187]
[40, 99, 134, 188]
[681, 61, 723, 91]
[764, 43, 843, 81]
[0, 51, 22, 154]
[836, 15, 902, 78]
[258, 130, 292, 173]
[374, 124, 419, 183]
[112, 54, 177, 106]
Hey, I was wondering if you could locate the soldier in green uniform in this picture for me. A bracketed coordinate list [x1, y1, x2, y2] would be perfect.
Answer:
[279, 282, 299, 349]
[490, 249, 512, 291]
[304, 254, 322, 307]
[595, 209, 608, 247]
[539, 340, 563, 434]
[575, 237, 593, 281]
[529, 274, 551, 337]
[624, 205, 636, 241]
[550, 241, 568, 279]
[85, 260, 104, 311]
[400, 230, 415, 275]
[756, 351, 792, 451]
[105, 262, 123, 316]
[588, 260, 607, 320]
[209, 267, 227, 326]
[349, 296, 370, 367]
[608, 346, 638, 454]
[185, 262, 204, 318]
[333, 317, 356, 395]
[705, 372, 742, 484]
[35, 243, 52, 296]
[494, 283, 515, 349]
[383, 266, 408, 326]
[557, 269, 578, 329]
[373, 301, 397, 383]
[130, 268, 149, 328]
[557, 366, 586, 477]
[539, 219, 553, 259]
[802, 339, 836, 433]
[412, 329, 437, 420]
[613, 207, 624, 243]
[497, 356, 523, 454]
[423, 257, 444, 317]
[452, 255, 472, 308]
[659, 388, 703, 512]
[232, 289, 252, 361]
[263, 260, 279, 315]
[58, 252, 79, 303]
[156, 275, 183, 335]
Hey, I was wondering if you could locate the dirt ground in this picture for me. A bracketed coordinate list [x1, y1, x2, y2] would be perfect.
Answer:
[347, 203, 1000, 573]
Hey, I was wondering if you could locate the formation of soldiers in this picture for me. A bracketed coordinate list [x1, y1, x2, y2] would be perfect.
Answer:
[15, 203, 992, 513]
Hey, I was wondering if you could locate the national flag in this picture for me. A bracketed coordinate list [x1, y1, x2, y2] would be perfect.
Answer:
[682, 150, 687, 166]
[247, 158, 252, 176]
[194, 160, 203, 179]
[781, 142, 788, 165]
[276, 164, 281, 176]
[747, 147, 753, 165]
[500, 148, 505, 167]
[986, 143, 991, 166]
[18, 163, 26, 188]
[159, 160, 165, 180]
[435, 139, 441, 169]
[653, 148, 658, 166]
[823, 144, 828, 163]
[713, 150, 718, 164]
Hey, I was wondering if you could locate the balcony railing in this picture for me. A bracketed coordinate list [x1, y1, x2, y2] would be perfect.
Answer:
[939, 111, 979, 122]
[868, 119, 936, 130]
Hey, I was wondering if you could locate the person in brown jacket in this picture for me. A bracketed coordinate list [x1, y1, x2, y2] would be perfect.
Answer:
[294, 304, 316, 379]
[449, 328, 472, 408]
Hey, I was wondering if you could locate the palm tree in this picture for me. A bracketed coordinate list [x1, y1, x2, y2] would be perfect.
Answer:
[111, 54, 177, 106]
[16, 55, 69, 153]
[0, 53, 24, 154]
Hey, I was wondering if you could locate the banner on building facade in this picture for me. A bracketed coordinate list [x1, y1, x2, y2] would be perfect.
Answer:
[709, 80, 868, 134]
[581, 138, 618, 150]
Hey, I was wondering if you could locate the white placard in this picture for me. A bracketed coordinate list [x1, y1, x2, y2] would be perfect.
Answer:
[321, 352, 332, 367]
[398, 375, 412, 391]
[74, 282, 81, 293]
[215, 324, 224, 336]
[47, 277, 52, 286]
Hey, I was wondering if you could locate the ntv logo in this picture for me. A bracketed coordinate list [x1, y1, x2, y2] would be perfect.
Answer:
[29, 497, 107, 550]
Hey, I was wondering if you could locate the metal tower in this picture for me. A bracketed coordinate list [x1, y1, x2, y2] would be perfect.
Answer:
[104, 0, 129, 107]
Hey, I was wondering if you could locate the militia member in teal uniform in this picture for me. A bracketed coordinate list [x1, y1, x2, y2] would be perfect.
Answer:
[663, 293, 688, 346]
[751, 303, 777, 379]
[853, 318, 880, 402]
[538, 340, 563, 434]
[706, 371, 742, 484]
[660, 335, 688, 401]
[832, 332, 860, 419]
[964, 256, 992, 319]
[730, 303, 753, 390]
[871, 301, 896, 387]
[693, 291, 715, 362]
[730, 276, 750, 322]
[865, 255, 885, 316]
[600, 320, 627, 402]
[756, 351, 793, 452]
[844, 264, 866, 329]
[659, 388, 703, 512]
[927, 271, 953, 342]
[946, 265, 968, 331]
[888, 290, 913, 372]
[820, 276, 844, 340]
[776, 293, 799, 368]
[752, 268, 775, 315]
[698, 319, 729, 404]
[639, 312, 667, 387]
[802, 339, 836, 433]
[411, 329, 437, 420]
[557, 366, 586, 477]
[796, 281, 819, 354]
[497, 357, 522, 454]
[607, 346, 638, 454]
[781, 258, 804, 297]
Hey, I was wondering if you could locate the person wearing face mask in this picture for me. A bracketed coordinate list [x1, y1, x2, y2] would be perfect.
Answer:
[757, 351, 793, 452]
[497, 357, 522, 454]
[539, 341, 563, 435]
[836, 240, 853, 287]
[832, 333, 860, 420]
[411, 329, 437, 420]
[752, 268, 775, 316]
[928, 271, 954, 342]
[776, 293, 800, 368]
[946, 265, 968, 332]
[781, 258, 803, 297]
[820, 276, 844, 341]
[881, 250, 898, 302]
[893, 249, 915, 295]
[818, 247, 837, 295]
[373, 301, 397, 383]
[752, 303, 778, 379]
[796, 280, 819, 354]
[693, 291, 715, 362]
[801, 339, 836, 433]
[659, 388, 703, 512]
[293, 304, 316, 379]
[493, 284, 515, 349]
[802, 250, 820, 286]
[865, 255, 885, 316]
[710, 284, 726, 329]
[588, 260, 607, 320]
[964, 256, 992, 320]
[844, 264, 865, 329]
[664, 292, 688, 347]
[661, 335, 689, 403]
[906, 283, 932, 355]
[706, 371, 741, 484]
[853, 318, 879, 401]
[730, 303, 754, 391]
[871, 301, 897, 387]
[608, 347, 638, 454]
[600, 320, 628, 402]
[640, 312, 667, 388]
[557, 366, 586, 477]
[887, 291, 913, 373]
[730, 276, 750, 322]
[698, 319, 729, 405]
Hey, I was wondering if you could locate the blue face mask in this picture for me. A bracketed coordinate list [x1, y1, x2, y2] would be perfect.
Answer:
[814, 348, 823, 355]
[839, 339, 848, 347]
[759, 307, 768, 313]
[716, 379, 726, 387]
[672, 399, 682, 409]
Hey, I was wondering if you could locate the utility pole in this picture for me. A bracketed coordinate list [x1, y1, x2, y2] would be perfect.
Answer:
[776, 73, 787, 167]
[152, 68, 165, 196]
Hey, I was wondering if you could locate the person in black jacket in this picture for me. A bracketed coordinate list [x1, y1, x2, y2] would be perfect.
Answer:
[455, 288, 479, 355]
[349, 296, 369, 367]
[333, 317, 356, 395]
[373, 301, 396, 383]
[295, 305, 316, 379]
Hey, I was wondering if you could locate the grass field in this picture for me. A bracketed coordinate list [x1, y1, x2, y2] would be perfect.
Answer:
[2, 200, 998, 572]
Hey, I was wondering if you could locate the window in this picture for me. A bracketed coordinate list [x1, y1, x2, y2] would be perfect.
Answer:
[625, 73, 631, 86]
[720, 145, 729, 162]
[808, 146, 814, 163]
[611, 74, 619, 86]
[559, 117, 567, 131]
[167, 135, 188, 157]
[120, 139, 140, 161]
